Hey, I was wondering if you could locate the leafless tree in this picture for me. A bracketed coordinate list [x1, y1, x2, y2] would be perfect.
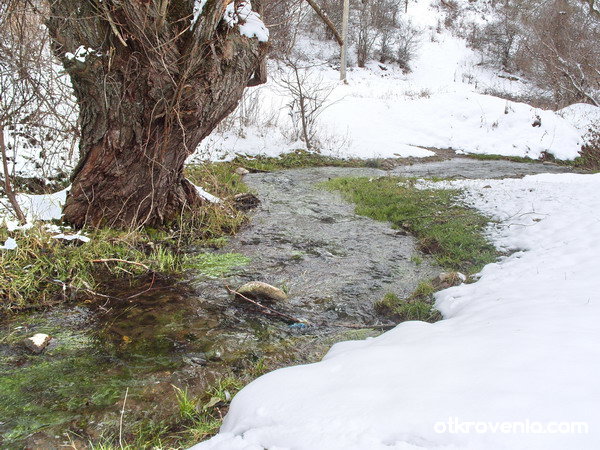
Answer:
[275, 59, 336, 150]
[517, 0, 600, 106]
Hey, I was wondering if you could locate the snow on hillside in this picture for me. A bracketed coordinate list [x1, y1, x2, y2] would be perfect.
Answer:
[193, 0, 595, 162]
[195, 171, 600, 450]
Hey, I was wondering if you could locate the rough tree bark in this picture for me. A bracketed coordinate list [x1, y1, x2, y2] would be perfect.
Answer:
[45, 0, 268, 228]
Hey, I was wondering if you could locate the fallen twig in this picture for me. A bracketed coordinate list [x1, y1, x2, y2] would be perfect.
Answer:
[226, 285, 303, 324]
[124, 273, 157, 300]
[91, 258, 150, 270]
[119, 387, 129, 448]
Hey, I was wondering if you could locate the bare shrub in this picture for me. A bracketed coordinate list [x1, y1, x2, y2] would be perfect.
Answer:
[578, 129, 600, 170]
[514, 0, 600, 107]
[395, 18, 422, 72]
[263, 0, 305, 60]
[215, 87, 280, 139]
[0, 0, 77, 188]
[274, 59, 337, 150]
[467, 6, 520, 71]
[466, 0, 600, 108]
[354, 0, 405, 67]
[311, 0, 410, 68]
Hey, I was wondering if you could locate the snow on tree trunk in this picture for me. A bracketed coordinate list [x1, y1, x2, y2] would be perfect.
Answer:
[46, 0, 268, 228]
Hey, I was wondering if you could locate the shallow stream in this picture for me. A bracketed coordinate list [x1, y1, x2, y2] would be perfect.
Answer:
[0, 158, 570, 447]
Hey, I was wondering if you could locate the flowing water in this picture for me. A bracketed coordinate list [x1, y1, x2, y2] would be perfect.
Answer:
[0, 158, 571, 447]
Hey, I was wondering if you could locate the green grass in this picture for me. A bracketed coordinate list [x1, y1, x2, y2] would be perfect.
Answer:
[375, 284, 442, 323]
[1, 161, 255, 313]
[0, 225, 250, 312]
[0, 226, 156, 311]
[220, 149, 386, 172]
[464, 153, 540, 164]
[324, 176, 498, 272]
[183, 253, 250, 277]
[88, 375, 248, 449]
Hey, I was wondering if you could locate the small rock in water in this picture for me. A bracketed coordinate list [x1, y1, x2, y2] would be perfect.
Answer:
[236, 281, 288, 303]
[23, 333, 52, 354]
[437, 272, 467, 288]
[184, 353, 208, 366]
[234, 193, 260, 211]
[235, 167, 250, 176]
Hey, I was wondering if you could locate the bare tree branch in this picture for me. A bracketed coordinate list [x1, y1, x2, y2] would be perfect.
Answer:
[304, 0, 344, 46]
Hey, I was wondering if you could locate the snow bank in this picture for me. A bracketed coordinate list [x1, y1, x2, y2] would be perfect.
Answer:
[558, 103, 600, 135]
[1, 188, 67, 231]
[320, 91, 582, 160]
[194, 172, 600, 449]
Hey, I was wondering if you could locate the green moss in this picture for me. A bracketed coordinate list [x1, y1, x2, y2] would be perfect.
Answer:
[183, 253, 250, 277]
[323, 176, 498, 273]
[0, 294, 206, 445]
[0, 351, 131, 443]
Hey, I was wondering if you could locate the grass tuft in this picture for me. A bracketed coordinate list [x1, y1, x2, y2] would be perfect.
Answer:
[1, 161, 255, 313]
[324, 176, 498, 272]
[375, 282, 442, 323]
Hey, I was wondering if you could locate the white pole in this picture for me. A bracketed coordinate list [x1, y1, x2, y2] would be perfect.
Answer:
[340, 0, 350, 83]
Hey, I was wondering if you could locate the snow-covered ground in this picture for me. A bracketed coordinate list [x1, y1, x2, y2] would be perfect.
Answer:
[192, 0, 597, 163]
[195, 172, 600, 450]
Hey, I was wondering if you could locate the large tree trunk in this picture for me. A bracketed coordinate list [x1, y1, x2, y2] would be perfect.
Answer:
[46, 0, 268, 228]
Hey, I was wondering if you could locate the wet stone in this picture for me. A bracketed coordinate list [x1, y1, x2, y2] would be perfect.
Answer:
[22, 334, 52, 354]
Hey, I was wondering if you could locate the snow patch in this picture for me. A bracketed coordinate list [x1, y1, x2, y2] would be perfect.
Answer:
[65, 46, 97, 63]
[194, 184, 221, 204]
[224, 1, 269, 42]
[52, 233, 91, 243]
[191, 0, 207, 29]
[16, 188, 68, 222]
[0, 237, 18, 250]
[558, 103, 600, 135]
